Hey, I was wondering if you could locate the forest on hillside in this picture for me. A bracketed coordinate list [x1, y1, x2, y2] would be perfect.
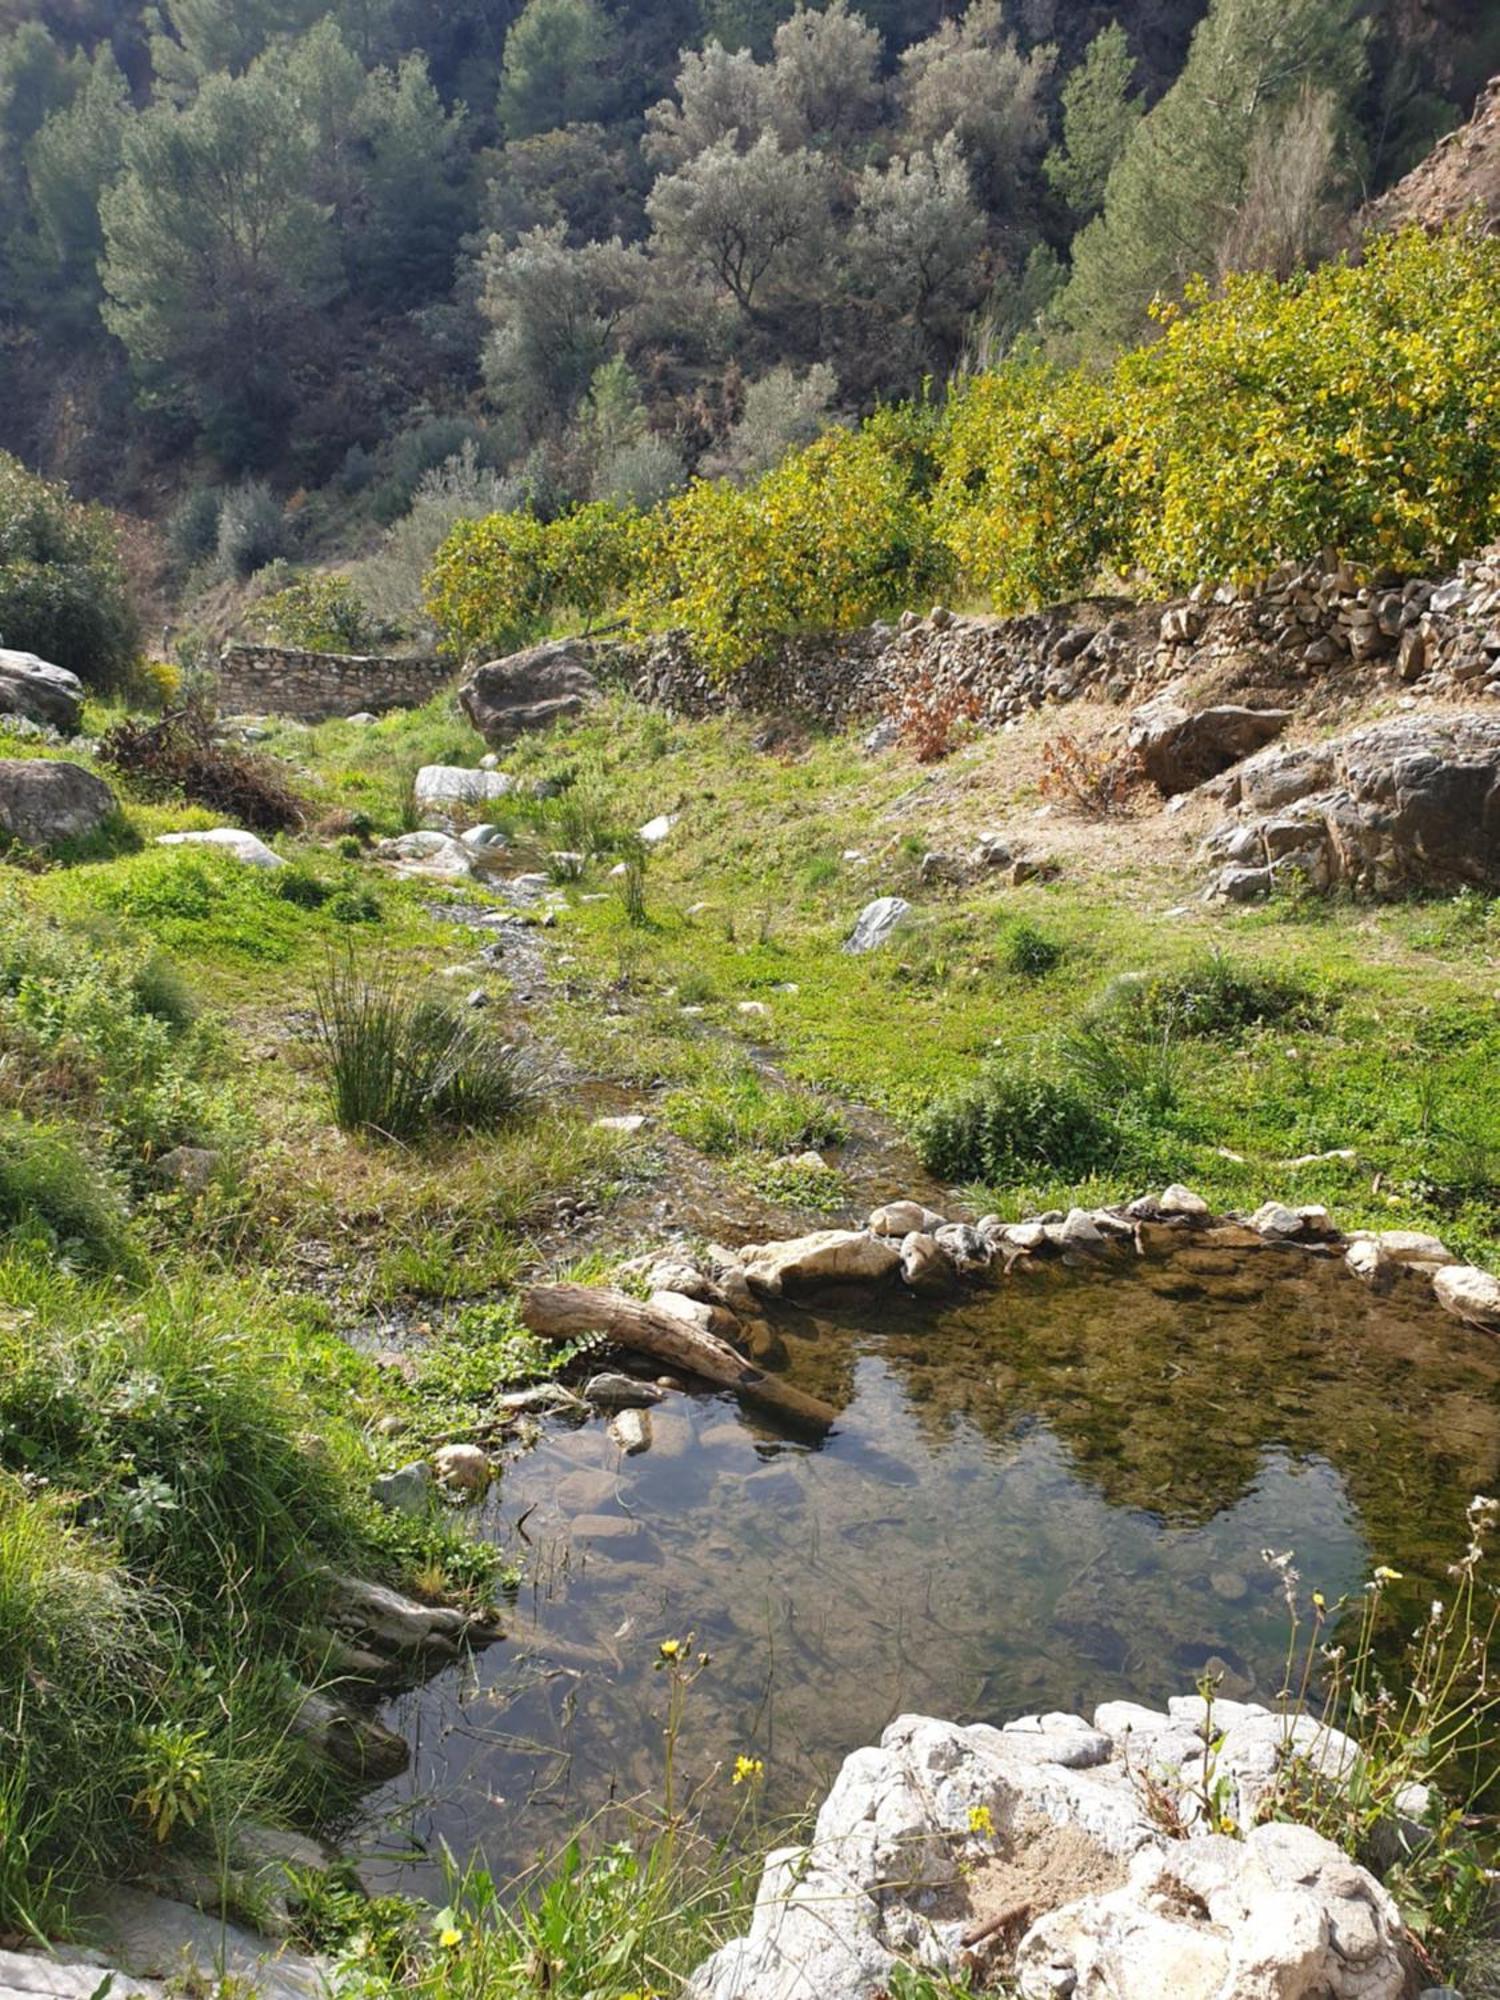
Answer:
[0, 0, 1496, 560]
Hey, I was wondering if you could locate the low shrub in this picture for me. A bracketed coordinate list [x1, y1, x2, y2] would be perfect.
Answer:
[98, 702, 307, 833]
[663, 1064, 847, 1157]
[884, 668, 980, 764]
[1038, 732, 1141, 817]
[912, 1060, 1121, 1182]
[1130, 950, 1331, 1035]
[215, 480, 286, 580]
[312, 954, 541, 1142]
[0, 452, 141, 687]
[0, 1118, 133, 1269]
[1002, 920, 1064, 977]
[246, 572, 382, 654]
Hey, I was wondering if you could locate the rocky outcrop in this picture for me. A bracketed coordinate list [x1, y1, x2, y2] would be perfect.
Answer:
[459, 638, 602, 745]
[1129, 698, 1291, 795]
[0, 759, 116, 848]
[689, 1705, 1412, 2000]
[0, 650, 84, 733]
[1202, 713, 1500, 899]
[1362, 73, 1500, 237]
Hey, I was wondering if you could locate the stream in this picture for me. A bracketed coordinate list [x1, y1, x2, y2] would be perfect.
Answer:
[358, 1245, 1500, 1899]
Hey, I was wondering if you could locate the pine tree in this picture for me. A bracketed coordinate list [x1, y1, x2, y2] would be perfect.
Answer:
[1055, 0, 1366, 350]
[1043, 22, 1142, 219]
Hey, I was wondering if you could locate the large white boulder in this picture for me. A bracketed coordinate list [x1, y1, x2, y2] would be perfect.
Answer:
[1016, 1822, 1408, 2000]
[0, 649, 85, 733]
[413, 765, 515, 812]
[689, 1706, 1411, 2000]
[739, 1229, 902, 1295]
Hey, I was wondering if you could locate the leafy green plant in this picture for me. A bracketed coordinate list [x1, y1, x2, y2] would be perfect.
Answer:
[1003, 919, 1064, 977]
[312, 952, 541, 1142]
[1262, 1502, 1500, 1981]
[246, 572, 381, 653]
[0, 1118, 134, 1270]
[912, 1059, 1121, 1182]
[0, 452, 141, 688]
[663, 1063, 846, 1157]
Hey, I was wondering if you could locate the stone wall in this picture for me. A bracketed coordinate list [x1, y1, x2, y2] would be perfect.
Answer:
[602, 543, 1500, 730]
[216, 642, 454, 721]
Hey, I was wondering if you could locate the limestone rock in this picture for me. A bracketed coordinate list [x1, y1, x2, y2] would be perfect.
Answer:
[0, 649, 84, 733]
[52, 1885, 326, 2000]
[432, 1442, 491, 1492]
[151, 1145, 220, 1192]
[898, 1230, 958, 1293]
[1129, 699, 1291, 796]
[583, 1372, 665, 1410]
[156, 827, 286, 868]
[0, 759, 116, 849]
[1433, 1264, 1500, 1332]
[609, 1408, 652, 1454]
[1204, 713, 1500, 898]
[741, 1229, 901, 1295]
[869, 1200, 947, 1237]
[412, 764, 515, 812]
[371, 1461, 433, 1514]
[374, 830, 473, 878]
[844, 895, 910, 953]
[459, 638, 600, 745]
[1015, 1822, 1408, 2000]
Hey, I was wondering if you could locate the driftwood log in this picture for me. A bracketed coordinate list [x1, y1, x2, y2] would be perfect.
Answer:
[521, 1283, 838, 1435]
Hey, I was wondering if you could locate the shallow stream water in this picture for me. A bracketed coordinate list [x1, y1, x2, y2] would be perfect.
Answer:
[361, 1246, 1500, 1897]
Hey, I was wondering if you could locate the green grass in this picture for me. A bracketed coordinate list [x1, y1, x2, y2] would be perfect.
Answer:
[0, 1253, 498, 1935]
[405, 692, 1500, 1264]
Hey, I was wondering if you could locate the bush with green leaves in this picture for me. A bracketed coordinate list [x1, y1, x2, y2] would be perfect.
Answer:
[0, 452, 141, 687]
[937, 225, 1500, 604]
[424, 500, 639, 660]
[634, 409, 952, 675]
[246, 571, 382, 653]
[214, 479, 286, 580]
[912, 1059, 1121, 1183]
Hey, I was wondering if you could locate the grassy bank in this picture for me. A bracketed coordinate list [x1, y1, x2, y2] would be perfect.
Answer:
[291, 688, 1500, 1268]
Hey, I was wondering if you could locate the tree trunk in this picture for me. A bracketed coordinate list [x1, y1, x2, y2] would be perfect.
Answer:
[520, 1283, 838, 1435]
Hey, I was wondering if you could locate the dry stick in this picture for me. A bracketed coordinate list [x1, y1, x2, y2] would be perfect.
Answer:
[961, 1900, 1033, 1950]
[520, 1283, 838, 1436]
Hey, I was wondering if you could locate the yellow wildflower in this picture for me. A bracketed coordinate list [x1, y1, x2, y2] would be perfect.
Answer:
[732, 1755, 765, 1786]
[967, 1804, 995, 1838]
[658, 1638, 682, 1661]
[1372, 1566, 1403, 1584]
[438, 1927, 462, 1950]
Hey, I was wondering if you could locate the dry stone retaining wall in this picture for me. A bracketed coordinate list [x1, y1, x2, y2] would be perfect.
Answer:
[216, 642, 453, 721]
[607, 542, 1500, 728]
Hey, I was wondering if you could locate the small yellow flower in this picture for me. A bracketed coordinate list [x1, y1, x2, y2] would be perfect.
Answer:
[438, 1927, 462, 1950]
[732, 1754, 765, 1786]
[658, 1638, 682, 1661]
[1312, 1591, 1326, 1612]
[967, 1804, 995, 1838]
[1372, 1566, 1403, 1584]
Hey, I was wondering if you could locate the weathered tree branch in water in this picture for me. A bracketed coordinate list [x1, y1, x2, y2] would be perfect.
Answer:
[520, 1283, 838, 1435]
